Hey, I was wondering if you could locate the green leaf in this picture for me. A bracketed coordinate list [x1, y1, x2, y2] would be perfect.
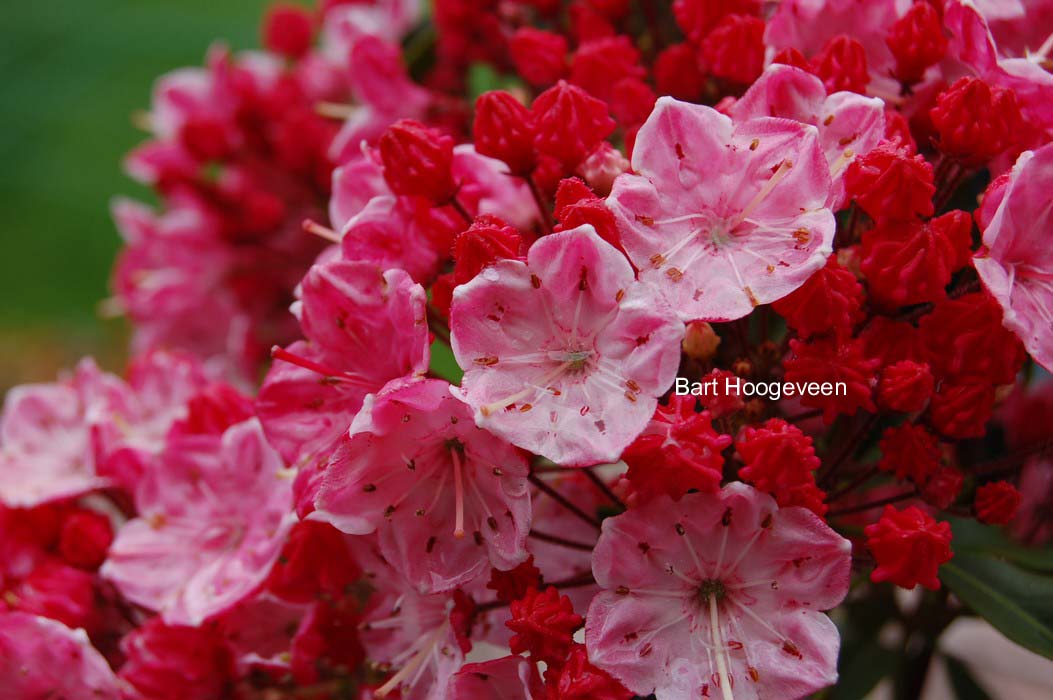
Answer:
[948, 517, 1053, 572]
[940, 553, 1053, 658]
[429, 338, 463, 384]
[944, 654, 992, 700]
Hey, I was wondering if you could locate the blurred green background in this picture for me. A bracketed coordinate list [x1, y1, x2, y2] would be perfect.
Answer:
[0, 0, 267, 390]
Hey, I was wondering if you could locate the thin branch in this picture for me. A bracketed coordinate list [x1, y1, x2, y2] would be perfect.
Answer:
[528, 473, 601, 530]
[827, 489, 917, 517]
[583, 468, 625, 509]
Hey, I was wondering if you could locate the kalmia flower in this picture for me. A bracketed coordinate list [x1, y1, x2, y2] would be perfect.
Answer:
[974, 481, 1023, 525]
[736, 418, 827, 515]
[0, 612, 119, 699]
[313, 379, 531, 593]
[257, 259, 429, 471]
[865, 506, 953, 590]
[451, 225, 682, 466]
[587, 484, 851, 700]
[448, 655, 544, 700]
[876, 360, 935, 412]
[102, 419, 294, 625]
[608, 97, 836, 321]
[974, 144, 1053, 372]
[622, 396, 732, 501]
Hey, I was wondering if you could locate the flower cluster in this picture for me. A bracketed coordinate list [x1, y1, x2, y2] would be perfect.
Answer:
[3, 1, 1053, 699]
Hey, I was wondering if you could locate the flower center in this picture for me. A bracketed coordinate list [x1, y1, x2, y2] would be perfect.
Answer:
[697, 578, 727, 604]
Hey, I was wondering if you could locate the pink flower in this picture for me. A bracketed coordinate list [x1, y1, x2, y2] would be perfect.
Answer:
[102, 419, 294, 625]
[257, 259, 429, 468]
[313, 378, 531, 593]
[447, 655, 543, 700]
[607, 97, 836, 322]
[974, 144, 1053, 371]
[450, 224, 683, 466]
[729, 64, 886, 207]
[351, 535, 471, 700]
[0, 359, 120, 507]
[0, 612, 119, 700]
[586, 483, 851, 700]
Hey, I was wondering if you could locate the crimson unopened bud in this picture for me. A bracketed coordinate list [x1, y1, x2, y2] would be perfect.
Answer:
[654, 44, 706, 101]
[701, 14, 766, 85]
[772, 46, 810, 71]
[58, 509, 114, 570]
[682, 321, 721, 362]
[930, 77, 1022, 165]
[510, 27, 568, 87]
[845, 144, 935, 223]
[532, 81, 616, 171]
[974, 481, 1022, 525]
[262, 3, 315, 60]
[553, 177, 620, 246]
[453, 215, 523, 285]
[378, 119, 457, 203]
[473, 91, 536, 175]
[886, 2, 947, 84]
[877, 360, 934, 413]
[810, 35, 869, 94]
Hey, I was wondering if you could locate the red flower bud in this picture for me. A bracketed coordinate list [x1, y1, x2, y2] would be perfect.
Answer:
[378, 119, 457, 203]
[865, 505, 953, 590]
[510, 28, 569, 87]
[452, 215, 523, 285]
[772, 46, 810, 71]
[262, 3, 315, 60]
[532, 81, 616, 171]
[974, 481, 1022, 525]
[673, 0, 760, 42]
[878, 423, 941, 484]
[654, 44, 706, 101]
[810, 35, 870, 94]
[886, 2, 948, 84]
[506, 586, 582, 664]
[701, 14, 766, 85]
[930, 77, 1023, 165]
[473, 91, 536, 175]
[921, 465, 964, 509]
[570, 36, 645, 103]
[877, 360, 935, 412]
[772, 255, 864, 339]
[58, 509, 114, 570]
[845, 144, 935, 223]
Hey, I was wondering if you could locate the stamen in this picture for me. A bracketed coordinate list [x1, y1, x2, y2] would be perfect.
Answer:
[828, 148, 855, 178]
[302, 218, 341, 243]
[315, 101, 358, 120]
[709, 596, 735, 700]
[451, 445, 466, 539]
[270, 346, 374, 390]
[730, 159, 793, 228]
[375, 625, 445, 698]
[479, 361, 573, 416]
